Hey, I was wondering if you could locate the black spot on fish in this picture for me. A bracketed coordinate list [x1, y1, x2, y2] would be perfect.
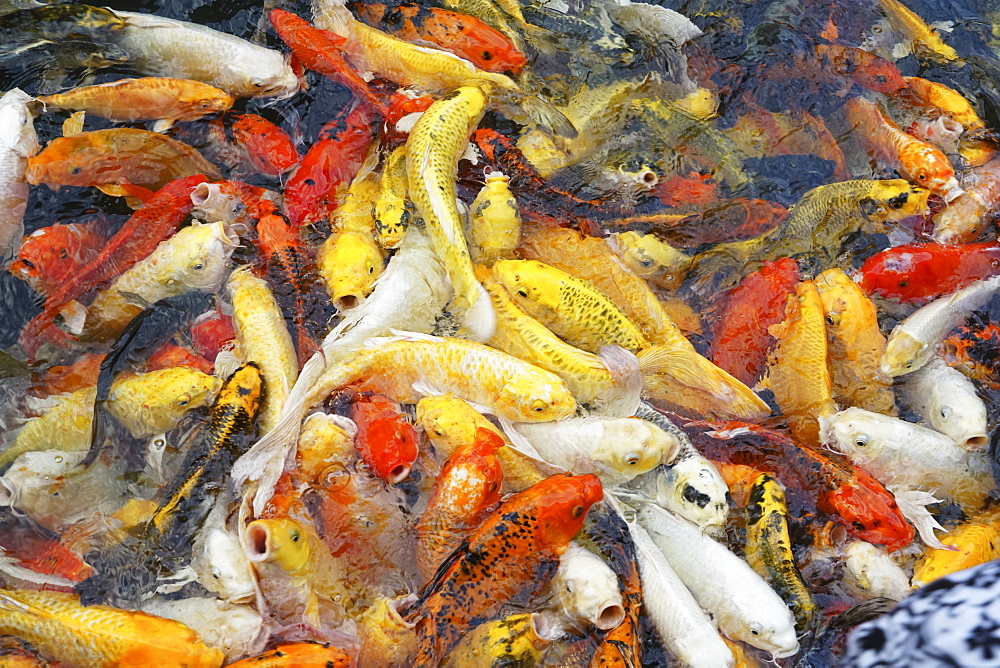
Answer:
[682, 484, 712, 509]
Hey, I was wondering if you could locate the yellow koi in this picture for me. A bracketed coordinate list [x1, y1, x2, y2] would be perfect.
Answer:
[815, 268, 895, 416]
[373, 145, 411, 250]
[228, 267, 297, 434]
[405, 86, 495, 341]
[467, 171, 521, 265]
[876, 0, 960, 62]
[912, 515, 1000, 586]
[609, 230, 692, 291]
[443, 614, 550, 667]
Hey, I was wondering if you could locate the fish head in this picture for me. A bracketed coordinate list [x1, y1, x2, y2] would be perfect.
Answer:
[495, 377, 577, 422]
[878, 181, 931, 222]
[533, 474, 604, 549]
[197, 528, 256, 602]
[492, 259, 561, 312]
[247, 56, 301, 99]
[881, 331, 928, 377]
[656, 458, 729, 534]
[747, 619, 799, 659]
[173, 222, 237, 291]
[593, 420, 678, 478]
[180, 91, 236, 118]
[321, 230, 382, 311]
[245, 518, 312, 576]
[415, 396, 475, 451]
[358, 416, 418, 483]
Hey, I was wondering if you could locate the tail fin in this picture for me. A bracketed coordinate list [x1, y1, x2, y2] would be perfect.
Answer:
[458, 283, 497, 343]
[593, 345, 643, 417]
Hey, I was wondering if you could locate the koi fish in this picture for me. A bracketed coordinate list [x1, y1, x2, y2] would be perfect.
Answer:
[228, 113, 299, 178]
[912, 515, 1000, 586]
[37, 77, 234, 130]
[346, 391, 420, 484]
[226, 642, 351, 668]
[415, 426, 504, 580]
[269, 9, 386, 114]
[549, 541, 624, 631]
[405, 472, 602, 666]
[898, 357, 987, 450]
[354, 3, 527, 74]
[0, 4, 125, 41]
[0, 89, 37, 262]
[896, 76, 984, 131]
[843, 96, 961, 202]
[8, 221, 104, 298]
[443, 613, 552, 667]
[856, 242, 1000, 304]
[85, 290, 217, 469]
[941, 319, 1000, 390]
[26, 128, 222, 192]
[709, 257, 800, 387]
[0, 518, 91, 584]
[467, 171, 521, 265]
[607, 231, 692, 291]
[373, 145, 410, 250]
[0, 589, 224, 667]
[932, 156, 1000, 244]
[814, 44, 907, 94]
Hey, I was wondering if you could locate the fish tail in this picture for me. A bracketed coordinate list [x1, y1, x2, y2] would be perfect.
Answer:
[596, 345, 643, 417]
[458, 282, 497, 343]
[313, 0, 354, 35]
[638, 345, 771, 420]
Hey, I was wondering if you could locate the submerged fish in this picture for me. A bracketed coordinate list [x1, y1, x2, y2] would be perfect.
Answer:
[0, 88, 37, 262]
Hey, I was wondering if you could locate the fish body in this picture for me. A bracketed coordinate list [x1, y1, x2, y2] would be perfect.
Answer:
[912, 517, 1000, 586]
[881, 274, 1000, 377]
[875, 0, 960, 62]
[815, 268, 895, 415]
[83, 221, 235, 342]
[86, 290, 217, 469]
[493, 259, 648, 353]
[932, 156, 1000, 244]
[228, 267, 297, 435]
[37, 78, 234, 127]
[347, 392, 420, 484]
[843, 96, 961, 201]
[26, 128, 221, 191]
[416, 426, 504, 580]
[841, 541, 913, 601]
[942, 320, 1000, 390]
[405, 86, 494, 341]
[897, 76, 983, 130]
[0, 589, 223, 667]
[710, 257, 800, 387]
[244, 517, 353, 627]
[443, 613, 549, 667]
[228, 113, 299, 178]
[690, 179, 929, 290]
[0, 367, 220, 473]
[226, 643, 351, 668]
[857, 242, 1000, 304]
[899, 357, 988, 450]
[480, 274, 639, 415]
[744, 474, 817, 633]
[357, 595, 418, 666]
[507, 416, 679, 486]
[637, 503, 799, 658]
[820, 406, 994, 508]
[8, 221, 103, 298]
[407, 473, 603, 666]
[467, 171, 521, 265]
[689, 422, 914, 551]
[0, 88, 37, 261]
[76, 363, 264, 607]
[355, 3, 527, 74]
[268, 9, 384, 114]
[114, 11, 297, 98]
[373, 145, 410, 250]
[759, 280, 837, 444]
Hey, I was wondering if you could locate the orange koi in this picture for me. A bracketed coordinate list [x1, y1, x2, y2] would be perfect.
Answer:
[38, 352, 103, 396]
[25, 128, 221, 192]
[0, 518, 91, 584]
[344, 391, 420, 484]
[19, 174, 208, 360]
[8, 221, 104, 298]
[354, 3, 527, 74]
[229, 113, 300, 178]
[814, 44, 907, 94]
[269, 9, 387, 114]
[384, 90, 436, 142]
[405, 473, 603, 666]
[415, 426, 504, 581]
[225, 642, 351, 667]
[844, 96, 961, 201]
[146, 341, 214, 375]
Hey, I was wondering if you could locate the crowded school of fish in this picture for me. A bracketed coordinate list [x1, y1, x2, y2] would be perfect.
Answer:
[1, 0, 1000, 664]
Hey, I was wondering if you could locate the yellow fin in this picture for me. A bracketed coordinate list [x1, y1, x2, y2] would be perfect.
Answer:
[62, 110, 85, 136]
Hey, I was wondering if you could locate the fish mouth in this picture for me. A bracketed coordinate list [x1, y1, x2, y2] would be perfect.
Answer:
[245, 522, 272, 562]
[386, 463, 411, 484]
[594, 601, 626, 630]
[963, 434, 989, 451]
[334, 293, 364, 312]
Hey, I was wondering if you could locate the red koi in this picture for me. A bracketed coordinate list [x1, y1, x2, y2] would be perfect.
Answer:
[687, 421, 914, 551]
[0, 518, 92, 585]
[415, 427, 504, 580]
[814, 44, 907, 94]
[856, 242, 1000, 304]
[653, 171, 719, 208]
[710, 257, 800, 386]
[18, 174, 208, 360]
[285, 104, 377, 227]
[146, 341, 214, 375]
[384, 90, 436, 142]
[229, 113, 300, 178]
[269, 8, 387, 115]
[346, 392, 419, 484]
[189, 308, 235, 362]
[8, 222, 105, 298]
[405, 473, 603, 666]
[354, 3, 527, 74]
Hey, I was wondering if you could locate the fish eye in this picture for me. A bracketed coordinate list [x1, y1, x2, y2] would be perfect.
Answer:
[177, 395, 190, 406]
[291, 531, 300, 542]
[200, 100, 213, 109]
[941, 406, 951, 418]
[481, 51, 492, 60]
[625, 453, 640, 466]
[531, 399, 546, 413]
[875, 74, 887, 83]
[917, 173, 927, 181]
[369, 265, 375, 273]
[193, 263, 204, 271]
[639, 258, 654, 268]
[516, 289, 528, 297]
[853, 521, 866, 530]
[873, 25, 883, 33]
[571, 505, 583, 518]
[253, 82, 264, 89]
[70, 166, 82, 175]
[898, 281, 908, 287]
[59, 249, 68, 259]
[905, 361, 913, 368]
[825, 315, 835, 325]
[855, 435, 868, 447]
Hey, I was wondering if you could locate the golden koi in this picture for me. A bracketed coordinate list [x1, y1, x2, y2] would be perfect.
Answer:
[373, 145, 411, 250]
[467, 171, 521, 265]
